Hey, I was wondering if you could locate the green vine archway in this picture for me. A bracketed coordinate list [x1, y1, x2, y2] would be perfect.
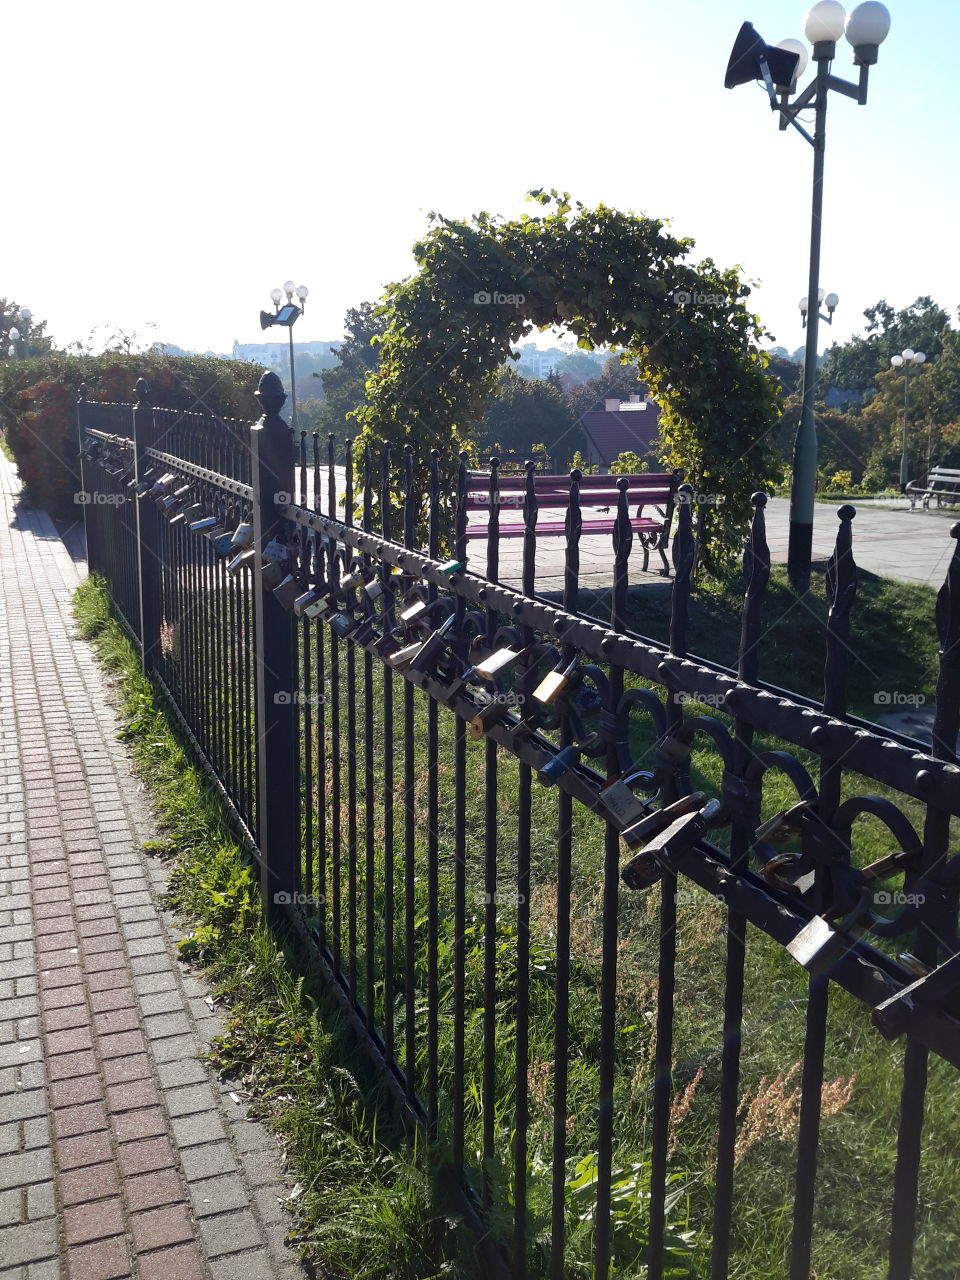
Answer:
[355, 191, 782, 570]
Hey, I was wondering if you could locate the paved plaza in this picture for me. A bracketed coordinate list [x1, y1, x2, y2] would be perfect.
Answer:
[0, 455, 304, 1279]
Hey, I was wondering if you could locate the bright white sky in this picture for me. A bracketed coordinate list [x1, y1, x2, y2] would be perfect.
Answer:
[3, 0, 956, 359]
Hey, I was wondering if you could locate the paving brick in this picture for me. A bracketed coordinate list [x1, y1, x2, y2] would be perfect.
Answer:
[123, 1166, 185, 1213]
[67, 1233, 132, 1280]
[0, 1088, 47, 1122]
[47, 1049, 98, 1082]
[151, 1034, 199, 1064]
[155, 1058, 208, 1090]
[0, 1148, 53, 1191]
[179, 1140, 237, 1181]
[42, 983, 86, 1010]
[165, 1083, 218, 1119]
[88, 987, 135, 1014]
[111, 1106, 169, 1143]
[138, 1242, 206, 1280]
[42, 1003, 90, 1033]
[57, 1129, 114, 1170]
[105, 1079, 161, 1113]
[171, 1108, 226, 1148]
[116, 1133, 175, 1177]
[0, 1218, 59, 1268]
[59, 1161, 120, 1207]
[132, 971, 177, 996]
[26, 1179, 55, 1220]
[208, 1252, 278, 1280]
[48, 1076, 104, 1109]
[101, 1053, 151, 1086]
[46, 1026, 94, 1056]
[98, 1030, 146, 1059]
[188, 1173, 248, 1218]
[53, 1100, 109, 1139]
[130, 1202, 194, 1251]
[64, 1196, 125, 1245]
[199, 1208, 261, 1257]
[92, 1008, 140, 1037]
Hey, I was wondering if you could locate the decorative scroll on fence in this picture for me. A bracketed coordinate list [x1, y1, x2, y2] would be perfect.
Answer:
[79, 373, 960, 1280]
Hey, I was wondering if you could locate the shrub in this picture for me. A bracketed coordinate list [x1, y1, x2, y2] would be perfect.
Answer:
[0, 353, 263, 519]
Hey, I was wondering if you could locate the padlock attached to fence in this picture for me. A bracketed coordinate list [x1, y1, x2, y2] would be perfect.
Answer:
[620, 794, 718, 890]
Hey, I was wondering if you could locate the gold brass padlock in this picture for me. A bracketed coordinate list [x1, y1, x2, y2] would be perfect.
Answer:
[469, 699, 510, 741]
[532, 655, 579, 705]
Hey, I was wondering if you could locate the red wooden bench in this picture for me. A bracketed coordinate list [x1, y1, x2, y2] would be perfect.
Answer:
[464, 471, 680, 576]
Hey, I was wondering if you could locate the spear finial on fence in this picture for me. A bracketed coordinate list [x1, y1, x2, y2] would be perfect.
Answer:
[823, 505, 857, 719]
[739, 492, 770, 685]
[255, 370, 286, 416]
[933, 523, 960, 761]
[670, 484, 696, 659]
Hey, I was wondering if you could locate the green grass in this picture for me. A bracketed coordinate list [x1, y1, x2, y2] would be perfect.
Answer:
[73, 568, 960, 1280]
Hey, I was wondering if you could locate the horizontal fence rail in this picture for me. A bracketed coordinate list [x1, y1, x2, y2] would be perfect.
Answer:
[79, 374, 960, 1280]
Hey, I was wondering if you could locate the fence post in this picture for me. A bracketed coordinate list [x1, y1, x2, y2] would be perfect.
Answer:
[249, 371, 298, 919]
[132, 378, 161, 672]
[76, 383, 91, 566]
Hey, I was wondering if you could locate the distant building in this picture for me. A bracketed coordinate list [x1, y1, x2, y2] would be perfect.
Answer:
[580, 395, 660, 474]
[512, 344, 560, 379]
[232, 340, 341, 368]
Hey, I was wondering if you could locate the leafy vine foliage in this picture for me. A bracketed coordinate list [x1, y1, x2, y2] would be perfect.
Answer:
[355, 191, 782, 570]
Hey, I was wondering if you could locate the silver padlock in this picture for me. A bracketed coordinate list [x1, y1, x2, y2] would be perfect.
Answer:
[598, 779, 650, 829]
[786, 889, 871, 976]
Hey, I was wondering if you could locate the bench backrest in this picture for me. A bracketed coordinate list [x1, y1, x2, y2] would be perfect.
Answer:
[464, 471, 677, 513]
[926, 467, 960, 488]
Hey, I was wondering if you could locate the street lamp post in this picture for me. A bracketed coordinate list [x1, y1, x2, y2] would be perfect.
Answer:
[891, 348, 926, 489]
[6, 307, 33, 359]
[725, 1, 892, 592]
[259, 282, 308, 431]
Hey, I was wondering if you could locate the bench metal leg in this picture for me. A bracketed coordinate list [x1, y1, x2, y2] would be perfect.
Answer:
[658, 545, 670, 576]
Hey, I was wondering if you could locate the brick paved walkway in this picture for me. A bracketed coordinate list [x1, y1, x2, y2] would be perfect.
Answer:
[0, 456, 303, 1278]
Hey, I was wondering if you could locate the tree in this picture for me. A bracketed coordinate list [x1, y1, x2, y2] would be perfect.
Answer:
[1, 298, 53, 359]
[470, 368, 575, 465]
[554, 348, 604, 383]
[819, 296, 951, 396]
[318, 303, 388, 436]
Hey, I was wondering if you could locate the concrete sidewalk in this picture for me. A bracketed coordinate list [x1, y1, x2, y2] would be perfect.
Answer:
[0, 455, 303, 1279]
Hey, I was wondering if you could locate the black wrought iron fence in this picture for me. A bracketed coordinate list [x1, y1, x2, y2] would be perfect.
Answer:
[79, 373, 960, 1280]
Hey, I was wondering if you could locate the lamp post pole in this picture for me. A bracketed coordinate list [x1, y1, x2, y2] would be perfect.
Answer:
[893, 349, 926, 490]
[789, 50, 831, 594]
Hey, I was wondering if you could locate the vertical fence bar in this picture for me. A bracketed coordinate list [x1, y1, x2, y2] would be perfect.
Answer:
[647, 485, 695, 1280]
[426, 449, 441, 1139]
[250, 372, 298, 918]
[482, 455, 501, 1199]
[790, 505, 857, 1280]
[313, 433, 327, 945]
[328, 435, 342, 974]
[452, 452, 469, 1173]
[363, 445, 377, 1030]
[711, 492, 770, 1280]
[132, 379, 160, 671]
[344, 440, 359, 1003]
[402, 445, 418, 1116]
[594, 478, 631, 1280]
[381, 446, 396, 1064]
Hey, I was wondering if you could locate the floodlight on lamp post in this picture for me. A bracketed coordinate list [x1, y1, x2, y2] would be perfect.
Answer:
[892, 348, 926, 490]
[259, 282, 309, 430]
[725, 1, 892, 593]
